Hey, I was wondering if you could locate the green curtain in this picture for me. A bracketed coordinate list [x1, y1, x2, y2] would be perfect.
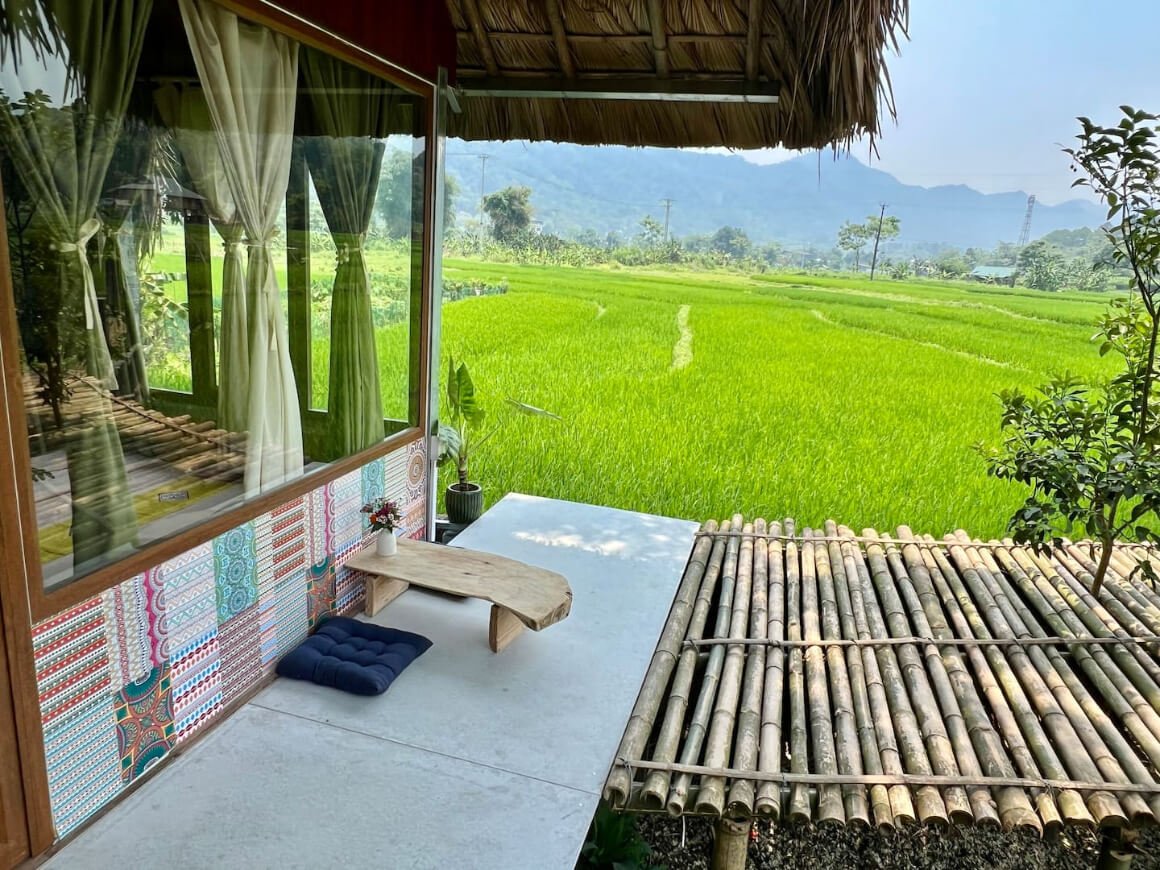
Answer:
[302, 49, 398, 456]
[0, 0, 152, 568]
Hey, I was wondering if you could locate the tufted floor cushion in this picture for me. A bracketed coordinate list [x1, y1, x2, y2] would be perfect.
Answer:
[276, 617, 432, 696]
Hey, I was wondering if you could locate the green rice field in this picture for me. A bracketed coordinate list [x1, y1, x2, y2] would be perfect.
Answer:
[437, 260, 1120, 538]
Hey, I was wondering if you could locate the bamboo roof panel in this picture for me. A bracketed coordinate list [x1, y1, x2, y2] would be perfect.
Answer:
[448, 0, 908, 149]
[604, 518, 1160, 834]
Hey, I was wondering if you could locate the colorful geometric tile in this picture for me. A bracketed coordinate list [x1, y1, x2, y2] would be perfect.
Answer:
[361, 457, 386, 516]
[102, 575, 152, 691]
[335, 567, 367, 616]
[271, 497, 307, 584]
[43, 691, 122, 837]
[170, 628, 223, 746]
[142, 566, 170, 667]
[33, 597, 112, 728]
[114, 665, 174, 784]
[213, 522, 258, 623]
[157, 542, 216, 653]
[273, 574, 309, 664]
[406, 438, 427, 506]
[217, 605, 261, 704]
[304, 485, 328, 568]
[386, 446, 408, 502]
[307, 559, 336, 628]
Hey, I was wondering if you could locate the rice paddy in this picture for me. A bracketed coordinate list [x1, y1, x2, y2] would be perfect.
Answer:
[438, 261, 1120, 538]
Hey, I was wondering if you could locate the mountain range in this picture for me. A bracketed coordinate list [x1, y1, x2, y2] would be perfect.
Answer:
[445, 141, 1104, 251]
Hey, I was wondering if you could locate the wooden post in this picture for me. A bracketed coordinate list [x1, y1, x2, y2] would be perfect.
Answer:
[711, 818, 749, 870]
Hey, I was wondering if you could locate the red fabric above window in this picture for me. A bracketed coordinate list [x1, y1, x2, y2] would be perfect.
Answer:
[276, 0, 455, 83]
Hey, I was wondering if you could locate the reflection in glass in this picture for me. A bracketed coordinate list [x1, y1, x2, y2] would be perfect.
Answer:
[1, 0, 425, 589]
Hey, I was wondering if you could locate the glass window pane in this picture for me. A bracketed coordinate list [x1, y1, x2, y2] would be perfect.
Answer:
[0, 1, 427, 590]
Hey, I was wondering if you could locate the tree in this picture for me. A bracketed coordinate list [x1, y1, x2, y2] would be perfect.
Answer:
[375, 149, 417, 238]
[482, 185, 533, 242]
[984, 106, 1160, 594]
[710, 225, 752, 259]
[867, 211, 900, 279]
[1017, 240, 1065, 291]
[636, 215, 664, 249]
[836, 221, 871, 270]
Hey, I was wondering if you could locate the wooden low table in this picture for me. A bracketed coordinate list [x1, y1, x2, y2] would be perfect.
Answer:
[346, 537, 573, 652]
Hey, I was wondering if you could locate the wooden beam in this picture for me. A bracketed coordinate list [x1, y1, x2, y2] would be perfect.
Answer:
[745, 0, 763, 81]
[543, 0, 576, 79]
[458, 75, 778, 103]
[184, 211, 217, 411]
[489, 605, 526, 653]
[462, 0, 499, 77]
[455, 31, 751, 46]
[645, 0, 669, 76]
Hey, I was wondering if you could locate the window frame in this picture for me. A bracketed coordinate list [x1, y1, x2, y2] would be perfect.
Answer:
[0, 0, 440, 624]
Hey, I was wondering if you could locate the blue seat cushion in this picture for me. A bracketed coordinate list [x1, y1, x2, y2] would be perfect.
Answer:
[276, 616, 432, 696]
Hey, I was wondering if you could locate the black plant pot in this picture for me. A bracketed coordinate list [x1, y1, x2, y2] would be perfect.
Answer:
[445, 482, 484, 524]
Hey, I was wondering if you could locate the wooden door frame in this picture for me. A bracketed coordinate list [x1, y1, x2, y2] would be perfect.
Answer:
[0, 169, 55, 858]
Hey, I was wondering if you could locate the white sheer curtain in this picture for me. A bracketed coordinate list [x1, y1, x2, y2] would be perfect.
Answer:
[178, 0, 302, 496]
[154, 83, 249, 432]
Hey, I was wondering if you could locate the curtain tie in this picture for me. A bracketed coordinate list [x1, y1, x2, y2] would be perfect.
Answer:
[335, 235, 365, 265]
[52, 219, 103, 329]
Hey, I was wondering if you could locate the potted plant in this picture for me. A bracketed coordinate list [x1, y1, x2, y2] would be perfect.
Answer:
[437, 357, 558, 525]
[362, 498, 403, 556]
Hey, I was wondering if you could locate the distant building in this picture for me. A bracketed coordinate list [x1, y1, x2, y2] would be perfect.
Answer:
[969, 265, 1017, 286]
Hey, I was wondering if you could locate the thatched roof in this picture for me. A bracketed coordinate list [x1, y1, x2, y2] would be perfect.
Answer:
[446, 0, 908, 150]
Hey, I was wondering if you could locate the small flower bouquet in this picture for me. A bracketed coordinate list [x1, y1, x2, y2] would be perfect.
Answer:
[362, 498, 403, 555]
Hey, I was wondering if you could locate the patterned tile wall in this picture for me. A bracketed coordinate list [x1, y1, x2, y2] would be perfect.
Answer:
[31, 438, 427, 839]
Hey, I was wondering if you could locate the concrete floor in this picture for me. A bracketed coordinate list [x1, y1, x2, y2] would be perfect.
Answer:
[46, 494, 699, 869]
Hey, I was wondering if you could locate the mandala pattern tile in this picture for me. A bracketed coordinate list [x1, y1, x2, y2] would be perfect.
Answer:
[114, 665, 175, 784]
[213, 522, 258, 623]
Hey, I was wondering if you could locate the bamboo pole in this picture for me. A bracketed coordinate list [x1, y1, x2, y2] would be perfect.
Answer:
[684, 635, 1160, 650]
[698, 520, 755, 816]
[814, 526, 870, 828]
[802, 530, 845, 825]
[916, 537, 1074, 831]
[995, 545, 1160, 770]
[604, 521, 718, 807]
[784, 521, 812, 823]
[1105, 546, 1160, 612]
[862, 528, 974, 823]
[1040, 549, 1160, 687]
[969, 539, 1160, 823]
[873, 532, 1002, 828]
[840, 536, 917, 826]
[1009, 545, 1160, 729]
[1056, 546, 1160, 642]
[893, 529, 1037, 833]
[947, 537, 1143, 825]
[726, 519, 768, 817]
[827, 526, 893, 830]
[668, 516, 743, 815]
[843, 529, 949, 826]
[935, 537, 1121, 827]
[639, 523, 730, 809]
[755, 521, 786, 819]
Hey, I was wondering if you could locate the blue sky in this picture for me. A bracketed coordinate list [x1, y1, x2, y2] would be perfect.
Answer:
[734, 0, 1160, 205]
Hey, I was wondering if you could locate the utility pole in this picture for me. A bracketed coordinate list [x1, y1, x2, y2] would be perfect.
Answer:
[869, 202, 887, 280]
[476, 154, 490, 251]
[661, 198, 674, 243]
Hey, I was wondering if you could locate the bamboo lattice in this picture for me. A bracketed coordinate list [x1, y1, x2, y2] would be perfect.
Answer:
[604, 518, 1160, 835]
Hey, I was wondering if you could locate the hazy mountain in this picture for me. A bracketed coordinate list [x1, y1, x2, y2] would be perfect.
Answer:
[445, 141, 1104, 250]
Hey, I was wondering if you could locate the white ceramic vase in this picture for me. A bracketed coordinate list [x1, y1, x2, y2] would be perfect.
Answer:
[376, 530, 398, 557]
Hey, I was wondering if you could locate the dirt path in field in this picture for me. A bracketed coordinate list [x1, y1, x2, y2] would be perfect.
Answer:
[594, 302, 607, 318]
[809, 309, 1026, 370]
[671, 304, 693, 370]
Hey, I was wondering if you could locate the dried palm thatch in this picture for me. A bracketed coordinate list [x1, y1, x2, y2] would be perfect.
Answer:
[445, 0, 908, 149]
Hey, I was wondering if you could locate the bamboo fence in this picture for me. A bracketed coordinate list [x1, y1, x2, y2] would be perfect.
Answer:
[604, 519, 1160, 834]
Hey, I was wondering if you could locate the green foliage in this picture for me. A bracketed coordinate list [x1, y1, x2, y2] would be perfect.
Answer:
[985, 106, 1160, 592]
[1018, 239, 1066, 291]
[483, 185, 533, 242]
[436, 357, 559, 487]
[577, 804, 661, 870]
[710, 225, 752, 259]
[837, 220, 872, 268]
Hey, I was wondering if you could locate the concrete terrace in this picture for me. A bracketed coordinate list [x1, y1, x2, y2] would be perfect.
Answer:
[44, 495, 698, 869]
